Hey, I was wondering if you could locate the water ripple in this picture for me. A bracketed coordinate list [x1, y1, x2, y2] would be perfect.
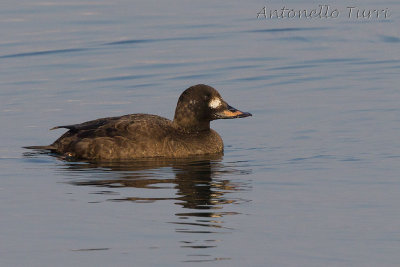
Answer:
[0, 35, 214, 59]
[0, 48, 89, 59]
[247, 27, 328, 33]
[104, 35, 215, 46]
[380, 35, 400, 43]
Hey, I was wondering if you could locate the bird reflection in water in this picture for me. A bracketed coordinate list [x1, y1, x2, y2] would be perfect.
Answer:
[30, 153, 251, 262]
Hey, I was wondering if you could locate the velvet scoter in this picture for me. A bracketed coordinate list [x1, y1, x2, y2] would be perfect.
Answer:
[24, 84, 252, 160]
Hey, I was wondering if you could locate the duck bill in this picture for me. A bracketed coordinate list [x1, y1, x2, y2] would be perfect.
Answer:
[215, 105, 252, 119]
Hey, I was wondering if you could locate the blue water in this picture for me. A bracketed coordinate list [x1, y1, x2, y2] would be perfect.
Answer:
[1, 0, 400, 266]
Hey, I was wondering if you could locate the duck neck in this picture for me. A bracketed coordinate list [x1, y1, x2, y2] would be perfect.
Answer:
[173, 117, 210, 133]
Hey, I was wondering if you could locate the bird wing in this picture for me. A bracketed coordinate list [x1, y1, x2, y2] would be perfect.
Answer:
[50, 115, 125, 132]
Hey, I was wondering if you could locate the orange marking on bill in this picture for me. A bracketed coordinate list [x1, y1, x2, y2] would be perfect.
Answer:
[223, 110, 243, 117]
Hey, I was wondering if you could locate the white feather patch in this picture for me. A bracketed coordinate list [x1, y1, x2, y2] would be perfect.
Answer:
[209, 98, 222, 109]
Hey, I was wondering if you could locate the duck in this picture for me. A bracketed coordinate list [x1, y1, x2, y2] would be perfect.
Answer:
[24, 84, 252, 160]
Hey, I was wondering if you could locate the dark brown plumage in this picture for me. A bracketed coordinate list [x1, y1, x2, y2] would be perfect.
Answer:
[24, 84, 252, 160]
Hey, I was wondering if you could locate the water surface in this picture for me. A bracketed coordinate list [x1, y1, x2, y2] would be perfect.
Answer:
[1, 0, 400, 266]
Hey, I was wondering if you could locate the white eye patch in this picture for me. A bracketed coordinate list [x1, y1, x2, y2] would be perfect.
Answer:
[208, 97, 222, 109]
